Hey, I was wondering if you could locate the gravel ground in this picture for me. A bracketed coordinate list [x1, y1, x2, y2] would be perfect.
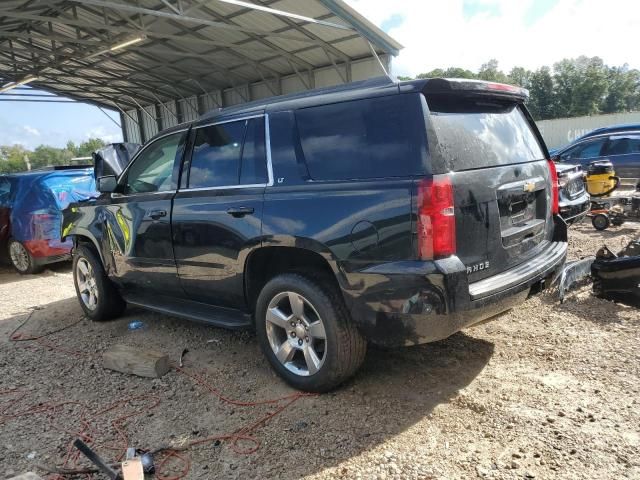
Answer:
[0, 220, 638, 480]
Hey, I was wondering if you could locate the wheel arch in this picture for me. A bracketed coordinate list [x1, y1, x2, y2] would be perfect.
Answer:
[244, 243, 349, 315]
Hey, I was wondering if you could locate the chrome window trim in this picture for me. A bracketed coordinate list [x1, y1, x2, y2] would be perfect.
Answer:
[178, 184, 267, 193]
[111, 189, 177, 199]
[116, 128, 189, 192]
[195, 113, 264, 130]
[265, 113, 274, 187]
[179, 113, 274, 192]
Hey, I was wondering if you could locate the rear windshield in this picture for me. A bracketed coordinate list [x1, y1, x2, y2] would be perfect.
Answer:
[426, 96, 545, 172]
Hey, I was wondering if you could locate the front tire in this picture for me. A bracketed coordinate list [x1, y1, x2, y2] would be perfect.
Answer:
[72, 245, 125, 321]
[255, 273, 367, 392]
[8, 239, 41, 274]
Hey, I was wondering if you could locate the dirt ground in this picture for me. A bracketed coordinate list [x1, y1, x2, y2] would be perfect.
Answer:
[0, 220, 638, 480]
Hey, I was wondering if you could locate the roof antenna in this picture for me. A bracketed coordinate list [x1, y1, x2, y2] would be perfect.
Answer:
[367, 41, 389, 77]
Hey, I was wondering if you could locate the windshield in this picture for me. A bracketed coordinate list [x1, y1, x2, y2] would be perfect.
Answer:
[427, 96, 545, 172]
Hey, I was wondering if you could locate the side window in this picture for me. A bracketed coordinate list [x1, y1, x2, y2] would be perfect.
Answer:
[295, 94, 424, 181]
[125, 133, 183, 194]
[240, 117, 268, 185]
[561, 139, 605, 161]
[605, 136, 640, 156]
[188, 121, 245, 188]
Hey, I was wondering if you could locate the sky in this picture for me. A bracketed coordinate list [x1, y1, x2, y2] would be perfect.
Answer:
[1, 0, 639, 150]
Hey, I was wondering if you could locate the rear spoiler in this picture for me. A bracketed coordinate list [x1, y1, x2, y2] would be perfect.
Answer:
[422, 78, 529, 102]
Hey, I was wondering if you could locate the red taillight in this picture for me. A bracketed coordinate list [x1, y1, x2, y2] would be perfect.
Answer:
[417, 175, 456, 259]
[547, 160, 559, 215]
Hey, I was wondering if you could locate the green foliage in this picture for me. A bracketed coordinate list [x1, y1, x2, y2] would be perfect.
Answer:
[0, 137, 105, 174]
[402, 57, 640, 120]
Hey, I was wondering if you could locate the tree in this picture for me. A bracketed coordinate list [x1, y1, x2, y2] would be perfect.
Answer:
[77, 138, 106, 157]
[508, 67, 532, 88]
[403, 56, 640, 121]
[478, 59, 509, 83]
[528, 67, 556, 120]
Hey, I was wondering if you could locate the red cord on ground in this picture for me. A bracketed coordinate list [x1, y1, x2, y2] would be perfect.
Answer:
[4, 313, 316, 479]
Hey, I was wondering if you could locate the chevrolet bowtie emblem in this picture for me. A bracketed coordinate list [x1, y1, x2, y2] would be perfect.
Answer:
[523, 182, 536, 193]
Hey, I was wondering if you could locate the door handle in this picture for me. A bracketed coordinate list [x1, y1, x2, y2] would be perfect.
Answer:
[147, 209, 167, 220]
[226, 206, 254, 217]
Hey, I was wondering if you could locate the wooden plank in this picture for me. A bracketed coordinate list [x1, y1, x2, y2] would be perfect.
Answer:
[121, 458, 144, 480]
[103, 344, 170, 378]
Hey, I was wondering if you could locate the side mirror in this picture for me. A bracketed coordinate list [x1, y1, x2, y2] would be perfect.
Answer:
[97, 175, 118, 193]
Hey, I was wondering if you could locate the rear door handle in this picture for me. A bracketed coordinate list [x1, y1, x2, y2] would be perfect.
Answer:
[226, 206, 254, 217]
[147, 209, 167, 220]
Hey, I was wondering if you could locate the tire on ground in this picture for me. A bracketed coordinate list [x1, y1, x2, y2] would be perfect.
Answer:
[592, 213, 610, 231]
[255, 272, 367, 392]
[72, 244, 125, 321]
[7, 238, 42, 274]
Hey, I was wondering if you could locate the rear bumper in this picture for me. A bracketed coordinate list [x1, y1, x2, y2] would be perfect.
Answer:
[23, 239, 72, 266]
[344, 222, 567, 347]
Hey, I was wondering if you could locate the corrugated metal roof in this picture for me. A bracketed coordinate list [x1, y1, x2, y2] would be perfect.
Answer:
[0, 0, 402, 111]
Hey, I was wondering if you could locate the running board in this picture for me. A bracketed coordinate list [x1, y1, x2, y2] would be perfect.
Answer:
[124, 293, 252, 329]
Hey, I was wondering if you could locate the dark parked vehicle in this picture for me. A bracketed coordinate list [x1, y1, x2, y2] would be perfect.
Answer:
[555, 163, 590, 224]
[62, 76, 567, 391]
[551, 127, 640, 178]
[574, 123, 640, 142]
[1, 167, 95, 273]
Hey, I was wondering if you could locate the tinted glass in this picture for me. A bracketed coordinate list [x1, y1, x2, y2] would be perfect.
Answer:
[189, 121, 245, 188]
[240, 118, 268, 185]
[427, 97, 544, 171]
[559, 139, 605, 161]
[0, 178, 12, 203]
[605, 136, 640, 156]
[295, 94, 424, 180]
[125, 133, 182, 194]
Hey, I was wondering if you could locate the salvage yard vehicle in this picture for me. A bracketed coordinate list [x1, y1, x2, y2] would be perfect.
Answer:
[555, 163, 590, 225]
[62, 76, 567, 392]
[551, 127, 640, 179]
[0, 167, 95, 274]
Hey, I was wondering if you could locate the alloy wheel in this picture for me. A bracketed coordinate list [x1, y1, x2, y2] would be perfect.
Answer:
[9, 241, 30, 272]
[265, 291, 327, 376]
[76, 257, 99, 310]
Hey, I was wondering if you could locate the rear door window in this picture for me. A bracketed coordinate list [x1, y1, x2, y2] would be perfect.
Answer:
[295, 94, 425, 181]
[426, 96, 544, 172]
[240, 117, 268, 185]
[560, 138, 606, 162]
[189, 121, 245, 188]
[604, 135, 640, 156]
[187, 118, 267, 188]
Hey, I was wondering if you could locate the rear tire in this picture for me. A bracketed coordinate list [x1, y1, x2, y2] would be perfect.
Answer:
[8, 239, 41, 274]
[255, 273, 367, 392]
[592, 213, 610, 231]
[72, 245, 125, 321]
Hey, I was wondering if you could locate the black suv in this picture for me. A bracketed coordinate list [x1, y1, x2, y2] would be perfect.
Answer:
[63, 77, 567, 392]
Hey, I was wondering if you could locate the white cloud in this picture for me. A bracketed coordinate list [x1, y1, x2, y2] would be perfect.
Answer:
[346, 0, 640, 77]
[22, 125, 40, 136]
[84, 125, 121, 144]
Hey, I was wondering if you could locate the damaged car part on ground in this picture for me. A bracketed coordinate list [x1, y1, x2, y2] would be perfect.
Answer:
[62, 76, 568, 392]
[592, 239, 640, 304]
[0, 167, 96, 274]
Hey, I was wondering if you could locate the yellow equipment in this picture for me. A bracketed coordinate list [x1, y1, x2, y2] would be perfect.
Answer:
[585, 160, 620, 197]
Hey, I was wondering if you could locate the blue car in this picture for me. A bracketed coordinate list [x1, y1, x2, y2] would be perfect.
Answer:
[0, 167, 96, 273]
[551, 124, 640, 178]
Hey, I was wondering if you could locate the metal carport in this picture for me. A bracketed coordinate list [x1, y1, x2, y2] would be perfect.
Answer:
[0, 0, 402, 143]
